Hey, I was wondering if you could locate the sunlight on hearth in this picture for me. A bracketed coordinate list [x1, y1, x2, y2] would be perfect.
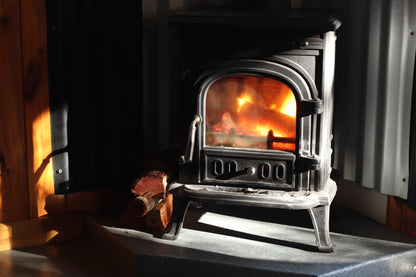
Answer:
[197, 211, 314, 244]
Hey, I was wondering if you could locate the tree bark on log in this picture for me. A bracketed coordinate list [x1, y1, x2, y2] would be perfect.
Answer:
[128, 196, 162, 217]
[120, 194, 173, 231]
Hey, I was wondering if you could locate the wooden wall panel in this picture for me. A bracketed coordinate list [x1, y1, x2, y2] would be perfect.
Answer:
[0, 0, 30, 222]
[388, 196, 416, 238]
[20, 0, 54, 218]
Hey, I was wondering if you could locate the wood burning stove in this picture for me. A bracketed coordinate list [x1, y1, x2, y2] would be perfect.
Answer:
[163, 7, 340, 252]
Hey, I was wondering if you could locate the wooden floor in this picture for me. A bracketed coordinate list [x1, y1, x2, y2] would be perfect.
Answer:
[0, 215, 137, 277]
[0, 238, 123, 277]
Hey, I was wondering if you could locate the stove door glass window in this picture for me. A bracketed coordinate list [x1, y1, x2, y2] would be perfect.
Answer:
[205, 75, 296, 152]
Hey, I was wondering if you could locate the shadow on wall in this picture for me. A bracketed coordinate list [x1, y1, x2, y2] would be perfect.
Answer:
[46, 0, 143, 194]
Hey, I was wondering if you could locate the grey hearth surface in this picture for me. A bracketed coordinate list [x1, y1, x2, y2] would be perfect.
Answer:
[108, 204, 416, 277]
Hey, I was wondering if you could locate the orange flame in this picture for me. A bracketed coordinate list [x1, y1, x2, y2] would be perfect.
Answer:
[280, 93, 296, 117]
[254, 125, 284, 137]
[235, 90, 296, 139]
[237, 94, 253, 112]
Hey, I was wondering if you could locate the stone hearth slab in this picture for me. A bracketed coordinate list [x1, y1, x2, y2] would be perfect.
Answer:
[104, 205, 416, 276]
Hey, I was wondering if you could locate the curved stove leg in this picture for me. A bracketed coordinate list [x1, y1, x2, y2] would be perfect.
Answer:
[308, 205, 334, 252]
[162, 195, 190, 240]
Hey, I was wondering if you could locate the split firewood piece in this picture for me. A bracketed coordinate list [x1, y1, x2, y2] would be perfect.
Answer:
[145, 194, 173, 230]
[120, 208, 147, 230]
[131, 171, 168, 200]
[128, 196, 162, 217]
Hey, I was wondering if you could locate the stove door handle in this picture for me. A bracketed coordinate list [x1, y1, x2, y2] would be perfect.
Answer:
[179, 115, 201, 165]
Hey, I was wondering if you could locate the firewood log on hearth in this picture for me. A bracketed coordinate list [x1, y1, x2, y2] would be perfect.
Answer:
[238, 101, 296, 138]
[121, 170, 173, 230]
[128, 196, 162, 217]
[131, 171, 168, 199]
[120, 194, 173, 231]
[129, 170, 168, 216]
[145, 194, 173, 230]
[121, 150, 179, 231]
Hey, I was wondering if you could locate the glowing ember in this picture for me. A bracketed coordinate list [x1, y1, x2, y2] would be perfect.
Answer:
[211, 112, 240, 134]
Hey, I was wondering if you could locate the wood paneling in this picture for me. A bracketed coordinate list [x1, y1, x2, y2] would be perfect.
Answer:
[44, 188, 130, 215]
[388, 196, 416, 238]
[0, 0, 30, 222]
[20, 0, 54, 218]
[0, 0, 53, 222]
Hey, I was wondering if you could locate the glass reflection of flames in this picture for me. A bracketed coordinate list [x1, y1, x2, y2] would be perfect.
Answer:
[206, 75, 297, 152]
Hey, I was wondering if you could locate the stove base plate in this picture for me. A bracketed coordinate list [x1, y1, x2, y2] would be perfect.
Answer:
[163, 179, 337, 252]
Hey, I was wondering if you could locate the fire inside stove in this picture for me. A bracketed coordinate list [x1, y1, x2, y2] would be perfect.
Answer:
[206, 75, 296, 152]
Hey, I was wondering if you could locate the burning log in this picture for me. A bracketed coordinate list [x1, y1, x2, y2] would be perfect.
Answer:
[206, 131, 267, 148]
[206, 100, 296, 150]
[238, 101, 296, 137]
[210, 112, 241, 134]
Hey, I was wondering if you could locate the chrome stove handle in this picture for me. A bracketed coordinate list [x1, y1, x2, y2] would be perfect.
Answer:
[179, 115, 201, 165]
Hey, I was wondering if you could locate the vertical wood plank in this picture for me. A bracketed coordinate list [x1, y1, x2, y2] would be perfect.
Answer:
[387, 196, 403, 231]
[402, 204, 416, 237]
[388, 196, 416, 238]
[20, 0, 54, 218]
[0, 0, 30, 222]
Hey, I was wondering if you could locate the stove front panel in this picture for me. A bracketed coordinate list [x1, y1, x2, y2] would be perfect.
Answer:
[202, 148, 295, 189]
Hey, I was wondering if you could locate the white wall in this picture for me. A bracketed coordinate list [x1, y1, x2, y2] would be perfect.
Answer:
[335, 179, 389, 225]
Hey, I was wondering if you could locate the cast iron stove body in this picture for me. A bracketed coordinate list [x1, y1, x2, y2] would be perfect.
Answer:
[164, 9, 340, 252]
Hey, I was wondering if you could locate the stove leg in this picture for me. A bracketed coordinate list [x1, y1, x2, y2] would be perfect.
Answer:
[308, 205, 334, 252]
[162, 195, 190, 240]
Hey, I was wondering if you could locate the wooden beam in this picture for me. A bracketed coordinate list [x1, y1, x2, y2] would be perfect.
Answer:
[19, 0, 54, 218]
[44, 188, 130, 215]
[0, 214, 83, 252]
[0, 0, 30, 222]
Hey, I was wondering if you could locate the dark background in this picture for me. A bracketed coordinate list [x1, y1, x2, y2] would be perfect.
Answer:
[46, 0, 143, 193]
